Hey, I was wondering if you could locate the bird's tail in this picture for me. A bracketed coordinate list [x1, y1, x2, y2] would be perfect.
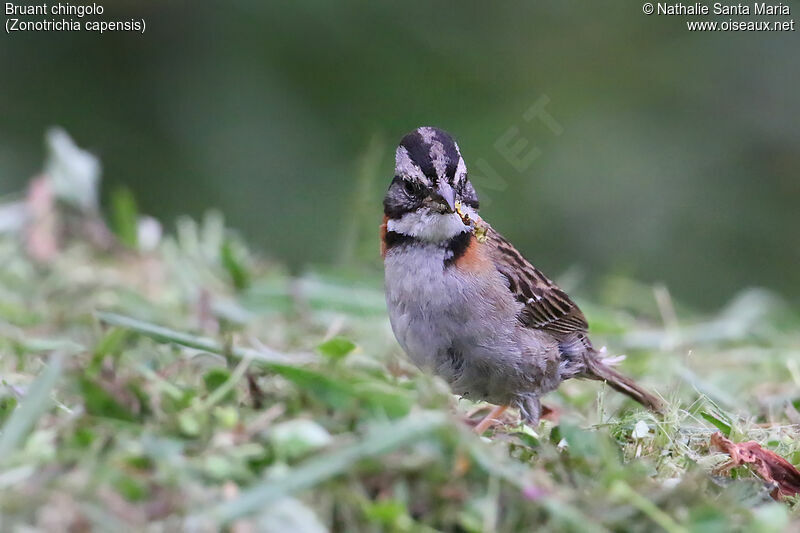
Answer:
[583, 354, 664, 413]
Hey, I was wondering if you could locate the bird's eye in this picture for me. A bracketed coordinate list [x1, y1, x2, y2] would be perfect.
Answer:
[403, 181, 417, 196]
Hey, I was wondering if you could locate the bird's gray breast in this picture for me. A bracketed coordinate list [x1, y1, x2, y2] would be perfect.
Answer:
[384, 241, 534, 403]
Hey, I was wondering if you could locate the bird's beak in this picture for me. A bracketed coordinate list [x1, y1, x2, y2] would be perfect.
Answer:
[434, 181, 456, 213]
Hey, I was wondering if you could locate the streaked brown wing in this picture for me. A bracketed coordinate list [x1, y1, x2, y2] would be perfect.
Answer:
[486, 226, 589, 336]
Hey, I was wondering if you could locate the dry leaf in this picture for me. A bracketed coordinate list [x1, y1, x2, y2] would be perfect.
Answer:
[541, 403, 560, 423]
[710, 432, 800, 500]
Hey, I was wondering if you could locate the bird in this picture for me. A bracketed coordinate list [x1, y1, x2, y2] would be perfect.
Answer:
[381, 126, 663, 433]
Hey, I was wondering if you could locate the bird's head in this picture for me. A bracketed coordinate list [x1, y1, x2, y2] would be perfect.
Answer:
[383, 127, 480, 243]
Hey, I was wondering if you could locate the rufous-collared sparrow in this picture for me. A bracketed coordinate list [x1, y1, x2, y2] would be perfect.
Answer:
[382, 126, 662, 432]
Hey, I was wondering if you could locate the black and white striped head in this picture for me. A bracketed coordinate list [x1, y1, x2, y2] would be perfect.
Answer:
[384, 127, 479, 242]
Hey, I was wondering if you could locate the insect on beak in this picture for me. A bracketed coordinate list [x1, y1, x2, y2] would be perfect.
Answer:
[434, 181, 456, 213]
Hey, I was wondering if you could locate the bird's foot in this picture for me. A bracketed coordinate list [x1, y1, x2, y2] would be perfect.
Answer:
[473, 405, 509, 435]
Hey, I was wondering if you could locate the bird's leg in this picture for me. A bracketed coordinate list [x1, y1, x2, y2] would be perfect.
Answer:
[516, 395, 541, 427]
[473, 405, 508, 434]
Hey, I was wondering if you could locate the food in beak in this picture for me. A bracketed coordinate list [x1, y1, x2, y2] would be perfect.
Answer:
[455, 200, 488, 243]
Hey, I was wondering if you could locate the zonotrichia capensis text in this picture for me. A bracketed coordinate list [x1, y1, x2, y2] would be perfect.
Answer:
[382, 127, 662, 432]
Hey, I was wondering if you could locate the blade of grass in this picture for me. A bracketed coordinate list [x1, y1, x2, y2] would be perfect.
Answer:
[610, 480, 688, 533]
[0, 353, 63, 461]
[191, 410, 448, 526]
[700, 411, 732, 437]
[465, 438, 610, 533]
[197, 354, 252, 410]
[99, 312, 406, 414]
[110, 186, 139, 248]
[95, 311, 315, 365]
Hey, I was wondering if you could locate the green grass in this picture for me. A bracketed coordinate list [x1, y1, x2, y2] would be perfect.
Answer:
[1, 205, 800, 531]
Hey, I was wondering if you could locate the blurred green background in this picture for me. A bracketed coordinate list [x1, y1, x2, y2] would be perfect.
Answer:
[2, 2, 798, 308]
